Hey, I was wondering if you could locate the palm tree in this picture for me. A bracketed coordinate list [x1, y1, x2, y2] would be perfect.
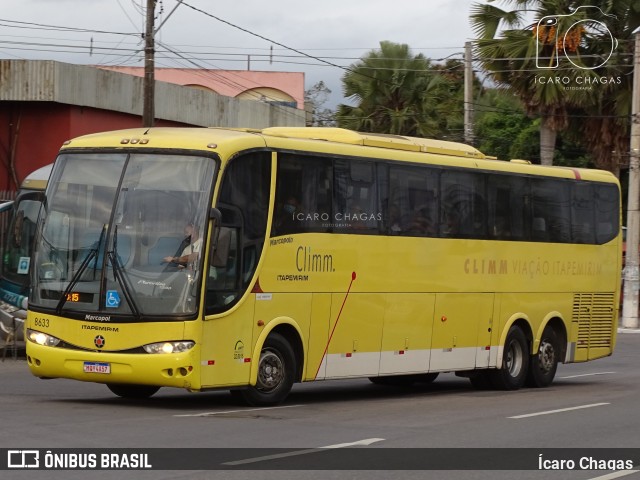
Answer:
[471, 0, 579, 165]
[470, 0, 638, 168]
[336, 41, 449, 137]
[570, 0, 639, 176]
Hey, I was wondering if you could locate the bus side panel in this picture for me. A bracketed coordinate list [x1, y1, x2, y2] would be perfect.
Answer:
[497, 291, 616, 364]
[497, 292, 572, 358]
[200, 297, 256, 388]
[306, 293, 331, 381]
[251, 292, 312, 379]
[569, 292, 617, 362]
[325, 293, 384, 379]
[429, 293, 494, 372]
[378, 293, 435, 375]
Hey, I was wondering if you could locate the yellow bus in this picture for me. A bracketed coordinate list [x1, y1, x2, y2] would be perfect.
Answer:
[25, 127, 621, 405]
[1, 164, 52, 342]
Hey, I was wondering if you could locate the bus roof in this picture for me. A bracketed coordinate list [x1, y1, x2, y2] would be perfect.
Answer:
[59, 127, 617, 184]
[21, 164, 53, 190]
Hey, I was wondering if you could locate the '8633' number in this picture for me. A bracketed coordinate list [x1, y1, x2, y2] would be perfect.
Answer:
[34, 317, 50, 328]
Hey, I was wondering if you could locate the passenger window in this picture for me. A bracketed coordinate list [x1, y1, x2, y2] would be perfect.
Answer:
[272, 154, 332, 235]
[440, 170, 486, 238]
[388, 165, 438, 237]
[333, 159, 382, 234]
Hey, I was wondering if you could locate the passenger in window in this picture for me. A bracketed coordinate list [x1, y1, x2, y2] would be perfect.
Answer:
[274, 196, 301, 234]
[350, 205, 369, 230]
[163, 223, 202, 269]
[388, 204, 403, 234]
[442, 211, 460, 237]
[493, 217, 510, 239]
[407, 207, 435, 235]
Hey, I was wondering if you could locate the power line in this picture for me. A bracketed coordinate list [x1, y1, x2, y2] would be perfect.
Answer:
[0, 17, 136, 36]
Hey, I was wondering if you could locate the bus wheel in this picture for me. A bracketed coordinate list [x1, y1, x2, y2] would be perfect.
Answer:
[526, 326, 559, 388]
[107, 383, 160, 399]
[238, 333, 295, 406]
[489, 326, 529, 390]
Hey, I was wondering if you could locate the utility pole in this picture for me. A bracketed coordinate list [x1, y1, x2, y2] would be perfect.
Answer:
[142, 0, 156, 128]
[464, 41, 474, 145]
[622, 27, 640, 329]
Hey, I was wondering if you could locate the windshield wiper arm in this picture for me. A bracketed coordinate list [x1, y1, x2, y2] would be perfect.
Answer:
[55, 225, 106, 314]
[107, 226, 141, 319]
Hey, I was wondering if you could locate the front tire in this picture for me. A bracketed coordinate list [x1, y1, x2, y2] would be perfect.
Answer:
[489, 326, 529, 390]
[526, 326, 560, 388]
[237, 333, 296, 406]
[107, 383, 160, 399]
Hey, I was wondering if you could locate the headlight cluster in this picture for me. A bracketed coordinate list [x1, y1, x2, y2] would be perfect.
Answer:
[143, 341, 195, 354]
[26, 329, 61, 347]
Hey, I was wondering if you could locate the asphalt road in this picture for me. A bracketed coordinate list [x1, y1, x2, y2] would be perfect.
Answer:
[1, 332, 639, 480]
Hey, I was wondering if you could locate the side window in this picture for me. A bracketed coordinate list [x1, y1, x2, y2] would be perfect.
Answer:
[487, 175, 529, 241]
[440, 170, 486, 239]
[206, 152, 270, 313]
[272, 154, 332, 236]
[532, 178, 571, 243]
[334, 159, 382, 234]
[388, 164, 438, 236]
[2, 197, 42, 284]
[594, 184, 619, 244]
[571, 183, 595, 244]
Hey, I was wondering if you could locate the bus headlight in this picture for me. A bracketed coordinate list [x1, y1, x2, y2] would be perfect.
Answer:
[143, 341, 195, 354]
[26, 328, 61, 347]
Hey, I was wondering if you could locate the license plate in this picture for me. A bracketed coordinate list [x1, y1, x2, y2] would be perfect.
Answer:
[83, 362, 111, 374]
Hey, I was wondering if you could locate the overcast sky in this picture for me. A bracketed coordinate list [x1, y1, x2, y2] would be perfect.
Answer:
[0, 0, 484, 108]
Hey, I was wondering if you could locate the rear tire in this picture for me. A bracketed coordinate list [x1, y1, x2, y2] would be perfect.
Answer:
[237, 333, 296, 406]
[489, 326, 529, 390]
[526, 326, 560, 388]
[107, 383, 160, 399]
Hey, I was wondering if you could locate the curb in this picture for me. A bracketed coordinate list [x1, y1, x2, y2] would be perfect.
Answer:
[617, 328, 640, 334]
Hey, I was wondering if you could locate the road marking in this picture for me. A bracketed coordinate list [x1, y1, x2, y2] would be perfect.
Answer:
[222, 438, 385, 466]
[174, 404, 303, 417]
[587, 469, 639, 480]
[508, 402, 610, 419]
[559, 372, 616, 379]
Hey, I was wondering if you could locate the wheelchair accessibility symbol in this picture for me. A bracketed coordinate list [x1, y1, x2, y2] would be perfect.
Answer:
[106, 290, 121, 308]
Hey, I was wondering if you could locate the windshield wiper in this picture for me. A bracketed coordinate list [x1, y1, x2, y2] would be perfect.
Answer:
[107, 225, 141, 319]
[55, 224, 106, 314]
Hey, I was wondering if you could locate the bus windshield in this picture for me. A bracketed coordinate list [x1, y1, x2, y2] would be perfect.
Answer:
[30, 152, 216, 319]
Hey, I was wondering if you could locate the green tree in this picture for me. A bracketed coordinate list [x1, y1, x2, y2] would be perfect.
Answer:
[304, 81, 336, 127]
[336, 41, 448, 137]
[432, 59, 480, 142]
[475, 88, 592, 166]
[474, 88, 534, 159]
[471, 0, 573, 165]
[470, 0, 638, 169]
[567, 0, 639, 176]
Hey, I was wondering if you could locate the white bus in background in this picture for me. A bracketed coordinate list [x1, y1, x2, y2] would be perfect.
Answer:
[0, 164, 52, 342]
